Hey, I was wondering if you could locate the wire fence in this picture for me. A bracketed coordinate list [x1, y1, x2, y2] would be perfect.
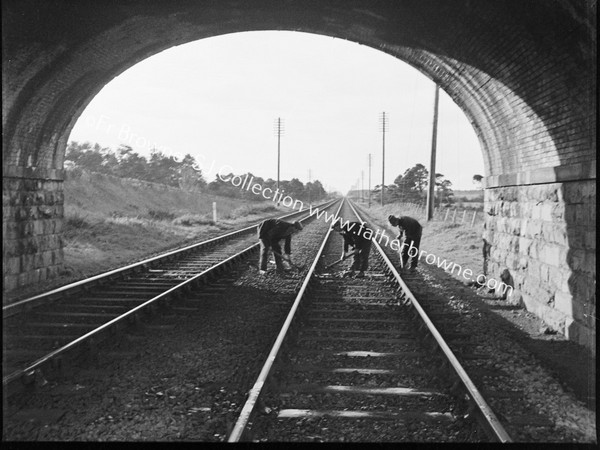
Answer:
[391, 202, 485, 228]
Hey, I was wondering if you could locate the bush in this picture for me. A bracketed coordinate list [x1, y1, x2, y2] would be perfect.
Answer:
[148, 210, 176, 221]
[230, 204, 278, 218]
[65, 213, 90, 229]
[172, 214, 214, 227]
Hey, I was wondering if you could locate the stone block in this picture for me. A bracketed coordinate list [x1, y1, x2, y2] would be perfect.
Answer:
[583, 252, 595, 275]
[5, 256, 21, 273]
[17, 272, 28, 286]
[554, 291, 574, 316]
[547, 266, 565, 290]
[551, 203, 565, 219]
[41, 250, 54, 267]
[569, 298, 593, 323]
[567, 249, 586, 271]
[510, 218, 521, 235]
[3, 274, 18, 291]
[518, 237, 532, 254]
[44, 191, 55, 205]
[540, 203, 554, 221]
[581, 180, 595, 198]
[32, 220, 44, 235]
[517, 256, 529, 270]
[506, 254, 519, 270]
[509, 202, 520, 217]
[566, 227, 584, 249]
[526, 220, 542, 238]
[575, 204, 589, 225]
[539, 263, 549, 282]
[541, 244, 562, 267]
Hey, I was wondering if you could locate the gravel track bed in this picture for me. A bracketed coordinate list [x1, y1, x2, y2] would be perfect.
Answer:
[247, 205, 483, 442]
[3, 204, 338, 441]
[357, 204, 596, 443]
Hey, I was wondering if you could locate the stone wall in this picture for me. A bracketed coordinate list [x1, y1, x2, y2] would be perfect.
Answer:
[484, 179, 596, 353]
[3, 168, 65, 292]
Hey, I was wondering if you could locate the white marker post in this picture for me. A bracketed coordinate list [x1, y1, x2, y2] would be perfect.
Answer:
[212, 202, 217, 223]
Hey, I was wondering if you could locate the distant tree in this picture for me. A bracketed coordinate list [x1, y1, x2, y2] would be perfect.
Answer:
[178, 153, 206, 191]
[472, 174, 484, 190]
[147, 150, 180, 186]
[391, 163, 429, 202]
[286, 178, 305, 198]
[114, 145, 148, 180]
[435, 173, 454, 206]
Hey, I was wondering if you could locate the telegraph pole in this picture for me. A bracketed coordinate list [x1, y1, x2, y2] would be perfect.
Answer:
[379, 112, 388, 206]
[368, 153, 372, 207]
[274, 118, 284, 204]
[308, 168, 312, 206]
[361, 170, 364, 203]
[426, 85, 440, 221]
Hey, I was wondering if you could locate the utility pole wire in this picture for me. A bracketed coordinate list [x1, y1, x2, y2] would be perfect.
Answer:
[274, 117, 284, 205]
[379, 112, 388, 206]
[368, 153, 372, 207]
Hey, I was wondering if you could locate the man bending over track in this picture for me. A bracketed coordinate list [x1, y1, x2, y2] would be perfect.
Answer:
[257, 219, 303, 274]
[331, 220, 372, 278]
[388, 214, 422, 271]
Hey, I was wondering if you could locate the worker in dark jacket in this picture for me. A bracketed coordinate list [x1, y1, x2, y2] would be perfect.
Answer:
[331, 220, 372, 278]
[257, 219, 303, 274]
[388, 215, 422, 270]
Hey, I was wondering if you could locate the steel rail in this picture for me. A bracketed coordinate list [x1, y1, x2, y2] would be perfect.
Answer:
[228, 199, 345, 442]
[347, 200, 512, 443]
[3, 200, 340, 388]
[3, 199, 337, 318]
[3, 243, 256, 386]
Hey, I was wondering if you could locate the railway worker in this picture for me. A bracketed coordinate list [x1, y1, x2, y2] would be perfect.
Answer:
[388, 214, 422, 271]
[257, 219, 303, 274]
[331, 220, 372, 278]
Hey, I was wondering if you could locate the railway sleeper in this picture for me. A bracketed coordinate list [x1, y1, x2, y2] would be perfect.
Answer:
[276, 408, 455, 423]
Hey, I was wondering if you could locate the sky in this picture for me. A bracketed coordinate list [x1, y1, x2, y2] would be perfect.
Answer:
[69, 31, 484, 193]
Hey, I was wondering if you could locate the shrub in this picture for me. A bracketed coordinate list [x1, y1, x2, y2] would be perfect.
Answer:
[172, 214, 214, 227]
[148, 209, 176, 221]
[230, 204, 278, 218]
[65, 213, 90, 229]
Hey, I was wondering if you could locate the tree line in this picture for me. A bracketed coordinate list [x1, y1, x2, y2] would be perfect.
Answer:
[65, 141, 328, 202]
[373, 163, 455, 205]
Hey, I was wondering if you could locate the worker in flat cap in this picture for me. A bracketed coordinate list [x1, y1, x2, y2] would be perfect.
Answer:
[257, 219, 303, 274]
[331, 220, 372, 278]
[388, 214, 422, 271]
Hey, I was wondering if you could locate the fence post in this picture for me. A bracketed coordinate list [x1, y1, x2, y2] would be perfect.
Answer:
[452, 208, 457, 223]
[461, 210, 467, 223]
[444, 208, 450, 222]
[470, 210, 477, 227]
[212, 202, 217, 222]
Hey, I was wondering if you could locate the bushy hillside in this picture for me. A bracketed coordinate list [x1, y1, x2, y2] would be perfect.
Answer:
[6, 170, 291, 302]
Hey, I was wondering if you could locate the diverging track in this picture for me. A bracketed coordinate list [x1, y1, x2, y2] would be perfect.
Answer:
[228, 199, 512, 443]
[2, 200, 338, 397]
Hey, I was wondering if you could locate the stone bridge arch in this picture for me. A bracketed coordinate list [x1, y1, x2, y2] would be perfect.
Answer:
[2, 0, 596, 350]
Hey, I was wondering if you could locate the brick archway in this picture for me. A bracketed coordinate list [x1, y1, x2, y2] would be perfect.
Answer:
[2, 1, 596, 350]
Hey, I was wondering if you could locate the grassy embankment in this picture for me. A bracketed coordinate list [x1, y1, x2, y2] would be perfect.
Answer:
[63, 170, 296, 275]
[7, 170, 294, 301]
[358, 201, 484, 283]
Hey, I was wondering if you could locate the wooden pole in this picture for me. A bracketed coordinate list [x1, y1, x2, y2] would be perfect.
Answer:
[426, 84, 440, 221]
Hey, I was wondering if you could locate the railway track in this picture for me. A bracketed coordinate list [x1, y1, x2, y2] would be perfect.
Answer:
[227, 199, 512, 442]
[2, 199, 339, 396]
